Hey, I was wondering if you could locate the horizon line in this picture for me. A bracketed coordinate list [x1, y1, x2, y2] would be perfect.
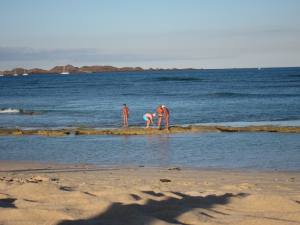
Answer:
[1, 64, 300, 73]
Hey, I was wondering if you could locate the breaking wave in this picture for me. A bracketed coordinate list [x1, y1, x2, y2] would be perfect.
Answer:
[153, 77, 203, 82]
[0, 108, 39, 115]
[0, 108, 20, 114]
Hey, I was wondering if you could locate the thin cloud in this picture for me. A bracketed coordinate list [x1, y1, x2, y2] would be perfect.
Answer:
[0, 46, 227, 63]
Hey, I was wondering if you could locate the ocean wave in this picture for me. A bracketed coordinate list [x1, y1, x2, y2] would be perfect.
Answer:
[209, 92, 246, 97]
[208, 92, 300, 98]
[0, 108, 39, 115]
[152, 77, 203, 82]
[0, 108, 20, 114]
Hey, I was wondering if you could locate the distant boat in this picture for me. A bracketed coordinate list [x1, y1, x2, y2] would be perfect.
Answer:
[60, 66, 70, 75]
[22, 69, 28, 76]
[13, 70, 18, 76]
[0, 74, 4, 77]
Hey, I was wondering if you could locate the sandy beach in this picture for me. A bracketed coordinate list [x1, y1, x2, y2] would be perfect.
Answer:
[1, 0, 300, 224]
[0, 162, 299, 225]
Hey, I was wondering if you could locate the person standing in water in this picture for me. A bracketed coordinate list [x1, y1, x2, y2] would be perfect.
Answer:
[162, 105, 170, 129]
[122, 104, 129, 127]
[156, 105, 164, 129]
[143, 113, 156, 128]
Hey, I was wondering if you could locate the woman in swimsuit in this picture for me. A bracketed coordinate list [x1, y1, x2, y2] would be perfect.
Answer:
[122, 104, 129, 127]
[156, 105, 164, 129]
[143, 113, 156, 128]
[162, 105, 170, 129]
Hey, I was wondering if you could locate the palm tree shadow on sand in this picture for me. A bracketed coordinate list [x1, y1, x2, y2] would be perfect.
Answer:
[57, 191, 247, 225]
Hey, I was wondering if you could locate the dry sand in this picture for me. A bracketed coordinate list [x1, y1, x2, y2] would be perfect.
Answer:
[0, 161, 300, 225]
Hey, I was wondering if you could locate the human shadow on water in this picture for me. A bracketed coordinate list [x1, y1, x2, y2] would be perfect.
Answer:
[57, 191, 247, 225]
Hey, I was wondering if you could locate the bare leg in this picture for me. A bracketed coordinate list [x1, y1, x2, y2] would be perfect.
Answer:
[165, 116, 169, 129]
[157, 117, 162, 129]
[146, 119, 150, 128]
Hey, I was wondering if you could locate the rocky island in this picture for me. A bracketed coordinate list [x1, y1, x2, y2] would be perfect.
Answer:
[0, 65, 149, 76]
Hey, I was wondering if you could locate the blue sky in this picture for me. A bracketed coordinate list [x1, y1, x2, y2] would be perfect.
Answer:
[0, 0, 299, 69]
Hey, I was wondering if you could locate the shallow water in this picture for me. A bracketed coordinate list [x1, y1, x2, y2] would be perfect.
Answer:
[0, 67, 299, 170]
[0, 132, 299, 171]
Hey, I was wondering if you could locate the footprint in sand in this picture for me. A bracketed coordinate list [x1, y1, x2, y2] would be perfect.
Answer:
[222, 183, 257, 191]
[59, 186, 75, 192]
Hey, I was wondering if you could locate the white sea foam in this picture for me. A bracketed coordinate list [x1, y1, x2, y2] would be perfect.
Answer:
[0, 108, 20, 114]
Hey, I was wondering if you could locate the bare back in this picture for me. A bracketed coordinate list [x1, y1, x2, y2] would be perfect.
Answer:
[156, 106, 164, 117]
[163, 107, 169, 117]
[122, 106, 129, 117]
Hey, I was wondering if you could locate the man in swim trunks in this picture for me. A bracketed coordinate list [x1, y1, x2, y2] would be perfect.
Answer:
[122, 104, 129, 127]
[143, 113, 156, 128]
[162, 105, 170, 129]
[156, 105, 164, 129]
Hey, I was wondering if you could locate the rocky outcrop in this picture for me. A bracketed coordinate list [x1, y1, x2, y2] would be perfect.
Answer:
[0, 65, 145, 76]
[3, 68, 27, 75]
[0, 125, 299, 137]
[0, 65, 200, 76]
[49, 65, 80, 73]
[117, 67, 144, 72]
[28, 68, 48, 74]
[79, 65, 116, 73]
[3, 67, 47, 75]
[79, 65, 144, 73]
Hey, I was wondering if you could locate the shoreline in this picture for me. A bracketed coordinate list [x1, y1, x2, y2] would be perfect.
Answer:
[1, 161, 299, 225]
[1, 124, 300, 136]
[1, 160, 300, 173]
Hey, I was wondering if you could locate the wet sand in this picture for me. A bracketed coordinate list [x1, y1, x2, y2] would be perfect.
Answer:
[0, 124, 300, 137]
[0, 161, 300, 225]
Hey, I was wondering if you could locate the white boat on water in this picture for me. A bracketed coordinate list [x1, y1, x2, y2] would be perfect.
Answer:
[22, 69, 28, 76]
[60, 66, 70, 75]
[13, 70, 18, 76]
[0, 74, 4, 77]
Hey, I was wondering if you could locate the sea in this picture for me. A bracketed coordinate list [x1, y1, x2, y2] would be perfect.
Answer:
[0, 67, 300, 170]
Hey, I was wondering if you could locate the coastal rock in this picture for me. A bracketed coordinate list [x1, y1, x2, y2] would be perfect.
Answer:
[1, 64, 146, 75]
[29, 68, 48, 74]
[12, 130, 23, 135]
[0, 125, 300, 136]
[35, 130, 67, 136]
[80, 65, 118, 73]
[3, 67, 26, 76]
[3, 67, 48, 75]
[49, 65, 80, 74]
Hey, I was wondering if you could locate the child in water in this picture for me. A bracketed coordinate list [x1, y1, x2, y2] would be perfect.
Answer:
[122, 104, 129, 127]
[143, 113, 156, 128]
